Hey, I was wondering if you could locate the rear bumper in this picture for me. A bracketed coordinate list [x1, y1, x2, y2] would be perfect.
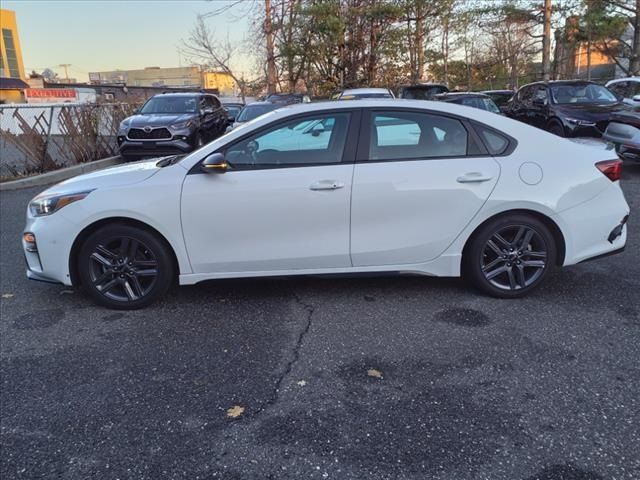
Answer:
[553, 183, 630, 266]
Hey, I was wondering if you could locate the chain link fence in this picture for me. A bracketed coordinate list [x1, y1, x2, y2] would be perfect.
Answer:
[0, 103, 137, 180]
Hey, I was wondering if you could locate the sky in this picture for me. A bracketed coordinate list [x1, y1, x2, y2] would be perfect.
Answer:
[2, 0, 254, 82]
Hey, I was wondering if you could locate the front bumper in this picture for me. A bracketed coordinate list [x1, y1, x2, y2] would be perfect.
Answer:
[117, 128, 196, 158]
[603, 121, 640, 162]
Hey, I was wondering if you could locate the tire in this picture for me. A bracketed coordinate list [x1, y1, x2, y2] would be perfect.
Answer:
[77, 224, 175, 309]
[193, 132, 205, 150]
[463, 214, 557, 298]
[547, 120, 565, 137]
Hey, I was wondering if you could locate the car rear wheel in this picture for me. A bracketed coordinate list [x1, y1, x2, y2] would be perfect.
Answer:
[78, 224, 175, 309]
[464, 214, 556, 298]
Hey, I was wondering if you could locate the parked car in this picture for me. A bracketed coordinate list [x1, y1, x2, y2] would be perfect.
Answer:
[434, 92, 501, 114]
[605, 77, 640, 105]
[226, 101, 280, 131]
[265, 93, 311, 104]
[117, 93, 228, 161]
[603, 111, 640, 162]
[222, 102, 244, 123]
[481, 89, 514, 112]
[398, 83, 449, 100]
[337, 88, 395, 100]
[508, 80, 629, 137]
[24, 100, 628, 308]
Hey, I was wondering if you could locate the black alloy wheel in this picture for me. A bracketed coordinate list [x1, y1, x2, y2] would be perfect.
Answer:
[78, 224, 174, 309]
[465, 214, 556, 298]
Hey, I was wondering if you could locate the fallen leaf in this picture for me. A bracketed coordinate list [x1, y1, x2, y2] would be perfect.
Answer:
[296, 380, 307, 386]
[59, 290, 74, 295]
[226, 405, 245, 418]
[1, 293, 14, 299]
[367, 368, 383, 379]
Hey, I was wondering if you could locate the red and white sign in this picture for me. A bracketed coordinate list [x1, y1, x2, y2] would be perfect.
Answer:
[25, 88, 78, 103]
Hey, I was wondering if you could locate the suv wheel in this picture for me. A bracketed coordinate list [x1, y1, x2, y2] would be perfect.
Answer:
[464, 214, 556, 298]
[78, 224, 175, 309]
[547, 120, 565, 137]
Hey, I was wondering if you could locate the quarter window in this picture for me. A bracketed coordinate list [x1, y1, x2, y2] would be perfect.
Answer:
[368, 112, 468, 161]
[225, 113, 351, 168]
[475, 124, 510, 155]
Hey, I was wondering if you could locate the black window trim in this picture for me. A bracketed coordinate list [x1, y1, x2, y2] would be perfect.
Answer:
[470, 120, 518, 156]
[188, 108, 362, 174]
[355, 107, 490, 164]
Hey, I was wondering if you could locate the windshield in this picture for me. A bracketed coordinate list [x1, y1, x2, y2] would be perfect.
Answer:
[401, 86, 448, 100]
[225, 106, 242, 118]
[140, 96, 198, 114]
[550, 84, 618, 105]
[236, 104, 279, 122]
[486, 92, 513, 107]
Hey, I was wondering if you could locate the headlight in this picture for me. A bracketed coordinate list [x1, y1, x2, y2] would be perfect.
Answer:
[29, 190, 94, 217]
[565, 117, 596, 127]
[170, 120, 194, 130]
[119, 118, 131, 130]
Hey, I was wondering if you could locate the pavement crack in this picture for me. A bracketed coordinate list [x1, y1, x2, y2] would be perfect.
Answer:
[250, 291, 314, 418]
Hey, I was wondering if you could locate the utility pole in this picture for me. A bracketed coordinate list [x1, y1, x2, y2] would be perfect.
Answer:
[264, 0, 277, 94]
[542, 0, 552, 81]
[59, 64, 71, 82]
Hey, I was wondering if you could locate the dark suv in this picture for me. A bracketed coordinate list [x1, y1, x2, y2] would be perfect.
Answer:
[507, 80, 628, 137]
[117, 92, 228, 160]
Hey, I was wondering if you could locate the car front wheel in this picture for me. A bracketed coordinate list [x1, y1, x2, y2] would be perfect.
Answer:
[78, 224, 175, 309]
[464, 214, 556, 298]
[547, 120, 565, 137]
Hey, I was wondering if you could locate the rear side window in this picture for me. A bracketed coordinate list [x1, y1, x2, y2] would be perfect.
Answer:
[475, 124, 510, 155]
[368, 111, 468, 160]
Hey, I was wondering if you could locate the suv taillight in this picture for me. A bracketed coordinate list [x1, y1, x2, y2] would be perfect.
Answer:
[596, 159, 623, 182]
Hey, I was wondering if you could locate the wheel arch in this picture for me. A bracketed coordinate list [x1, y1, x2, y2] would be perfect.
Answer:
[462, 209, 566, 267]
[68, 217, 180, 287]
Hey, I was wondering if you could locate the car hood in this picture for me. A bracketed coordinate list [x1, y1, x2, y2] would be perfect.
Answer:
[553, 102, 629, 121]
[40, 159, 163, 196]
[126, 113, 193, 128]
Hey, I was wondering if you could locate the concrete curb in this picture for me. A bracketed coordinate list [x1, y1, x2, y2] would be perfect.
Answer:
[0, 156, 122, 191]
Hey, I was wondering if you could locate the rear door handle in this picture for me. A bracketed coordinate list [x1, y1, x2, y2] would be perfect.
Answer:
[456, 172, 494, 183]
[310, 180, 345, 191]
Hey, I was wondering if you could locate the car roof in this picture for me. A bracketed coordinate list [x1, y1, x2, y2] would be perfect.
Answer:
[401, 83, 448, 89]
[606, 77, 640, 85]
[481, 90, 514, 94]
[155, 92, 203, 97]
[436, 92, 490, 99]
[179, 98, 609, 171]
[244, 101, 277, 106]
[519, 80, 600, 89]
[341, 88, 391, 95]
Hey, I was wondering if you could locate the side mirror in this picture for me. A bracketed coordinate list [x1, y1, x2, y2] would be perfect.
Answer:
[133, 107, 140, 115]
[201, 152, 228, 174]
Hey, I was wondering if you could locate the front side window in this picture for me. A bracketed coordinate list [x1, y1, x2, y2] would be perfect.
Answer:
[225, 113, 351, 168]
[459, 97, 501, 113]
[369, 111, 468, 161]
[608, 82, 627, 98]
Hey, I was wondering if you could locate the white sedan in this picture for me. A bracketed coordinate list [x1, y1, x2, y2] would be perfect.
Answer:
[23, 100, 630, 309]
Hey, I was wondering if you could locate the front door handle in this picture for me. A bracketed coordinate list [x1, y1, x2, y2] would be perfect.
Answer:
[456, 172, 493, 183]
[310, 180, 345, 191]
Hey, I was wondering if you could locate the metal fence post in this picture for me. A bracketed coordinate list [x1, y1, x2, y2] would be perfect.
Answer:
[42, 107, 55, 172]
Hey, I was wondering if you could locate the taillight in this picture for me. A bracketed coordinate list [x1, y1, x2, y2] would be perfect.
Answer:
[596, 159, 623, 182]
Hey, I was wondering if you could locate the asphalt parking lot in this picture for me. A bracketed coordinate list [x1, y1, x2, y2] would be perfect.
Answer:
[1, 164, 639, 480]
